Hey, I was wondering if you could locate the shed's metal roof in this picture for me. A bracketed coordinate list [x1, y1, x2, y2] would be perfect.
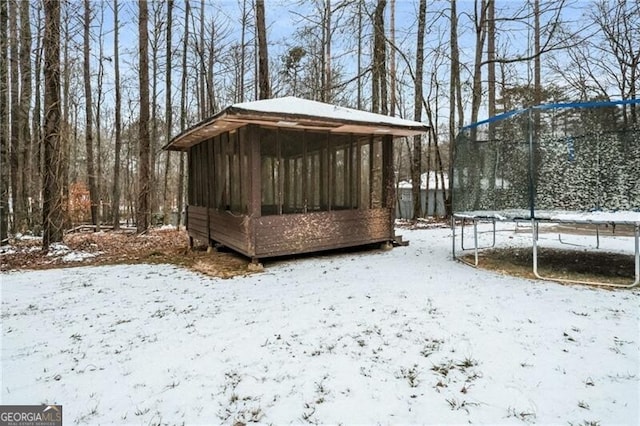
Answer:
[164, 96, 429, 151]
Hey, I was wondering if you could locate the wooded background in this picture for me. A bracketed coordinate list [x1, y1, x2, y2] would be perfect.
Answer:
[0, 0, 638, 248]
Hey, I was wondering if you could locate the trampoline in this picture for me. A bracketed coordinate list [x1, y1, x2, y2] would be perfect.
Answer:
[451, 100, 640, 288]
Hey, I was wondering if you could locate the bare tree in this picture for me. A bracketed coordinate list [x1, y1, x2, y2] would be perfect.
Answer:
[176, 0, 190, 227]
[95, 3, 107, 222]
[83, 0, 100, 230]
[149, 0, 165, 216]
[592, 0, 639, 124]
[356, 0, 363, 109]
[533, 0, 541, 106]
[137, 0, 151, 233]
[198, 0, 206, 117]
[32, 3, 44, 230]
[60, 2, 72, 229]
[18, 0, 32, 229]
[9, 0, 20, 233]
[111, 0, 122, 229]
[470, 0, 489, 129]
[447, 0, 462, 216]
[372, 0, 387, 114]
[238, 0, 249, 102]
[206, 16, 218, 112]
[411, 0, 426, 221]
[162, 0, 173, 224]
[322, 0, 331, 102]
[389, 0, 396, 115]
[42, 0, 63, 249]
[0, 0, 8, 242]
[487, 0, 496, 118]
[255, 0, 270, 99]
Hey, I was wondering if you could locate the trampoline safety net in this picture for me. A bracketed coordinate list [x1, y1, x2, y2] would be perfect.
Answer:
[452, 101, 640, 215]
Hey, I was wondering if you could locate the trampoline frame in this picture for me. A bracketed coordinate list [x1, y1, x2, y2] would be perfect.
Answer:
[452, 212, 640, 288]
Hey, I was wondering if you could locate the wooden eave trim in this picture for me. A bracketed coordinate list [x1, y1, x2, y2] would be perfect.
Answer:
[165, 107, 430, 151]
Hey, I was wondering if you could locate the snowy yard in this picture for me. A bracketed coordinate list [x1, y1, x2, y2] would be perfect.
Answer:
[1, 226, 639, 424]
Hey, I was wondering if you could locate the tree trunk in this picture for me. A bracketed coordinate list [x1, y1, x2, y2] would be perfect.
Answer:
[31, 3, 43, 232]
[199, 0, 206, 118]
[356, 0, 363, 110]
[137, 0, 151, 233]
[96, 3, 105, 223]
[469, 0, 488, 209]
[487, 0, 495, 120]
[83, 0, 99, 230]
[533, 0, 541, 133]
[447, 0, 461, 217]
[60, 5, 70, 229]
[255, 0, 270, 100]
[372, 0, 387, 114]
[239, 0, 247, 102]
[0, 0, 8, 242]
[9, 0, 20, 233]
[207, 20, 216, 114]
[177, 0, 190, 227]
[412, 0, 426, 221]
[19, 0, 32, 230]
[486, 0, 497, 199]
[162, 0, 173, 224]
[42, 0, 63, 249]
[470, 0, 488, 128]
[322, 0, 331, 102]
[389, 0, 396, 116]
[112, 0, 122, 229]
[150, 1, 161, 219]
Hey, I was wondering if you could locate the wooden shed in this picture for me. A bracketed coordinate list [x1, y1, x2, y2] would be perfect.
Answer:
[164, 97, 429, 262]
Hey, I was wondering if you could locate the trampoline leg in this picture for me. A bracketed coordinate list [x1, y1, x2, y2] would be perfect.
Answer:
[532, 219, 542, 279]
[452, 216, 480, 268]
[452, 216, 457, 260]
[461, 218, 495, 251]
[461, 218, 467, 250]
[491, 219, 496, 248]
[557, 223, 601, 249]
[474, 220, 479, 267]
[634, 225, 639, 287]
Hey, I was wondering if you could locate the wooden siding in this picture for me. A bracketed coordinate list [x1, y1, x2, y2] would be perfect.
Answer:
[253, 208, 392, 258]
[186, 206, 208, 242]
[207, 208, 252, 255]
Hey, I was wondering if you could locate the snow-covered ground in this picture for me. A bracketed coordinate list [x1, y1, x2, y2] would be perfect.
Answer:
[1, 226, 639, 425]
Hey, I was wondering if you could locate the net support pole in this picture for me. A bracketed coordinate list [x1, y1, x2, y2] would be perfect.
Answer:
[527, 108, 535, 219]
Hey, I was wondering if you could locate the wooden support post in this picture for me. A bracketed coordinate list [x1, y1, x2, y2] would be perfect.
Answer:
[382, 135, 396, 238]
[248, 257, 264, 272]
[247, 125, 262, 257]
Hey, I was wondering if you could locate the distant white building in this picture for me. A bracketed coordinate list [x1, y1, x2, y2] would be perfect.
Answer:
[397, 172, 448, 218]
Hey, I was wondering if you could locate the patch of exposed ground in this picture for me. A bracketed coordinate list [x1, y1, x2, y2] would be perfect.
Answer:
[464, 246, 636, 286]
[0, 228, 252, 279]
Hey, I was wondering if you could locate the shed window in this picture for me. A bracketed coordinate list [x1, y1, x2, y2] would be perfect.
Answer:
[188, 141, 209, 207]
[188, 130, 249, 214]
[260, 128, 383, 216]
[261, 130, 279, 215]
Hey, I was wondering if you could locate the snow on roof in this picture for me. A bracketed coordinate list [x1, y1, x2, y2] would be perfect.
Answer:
[165, 96, 429, 151]
[231, 96, 428, 129]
